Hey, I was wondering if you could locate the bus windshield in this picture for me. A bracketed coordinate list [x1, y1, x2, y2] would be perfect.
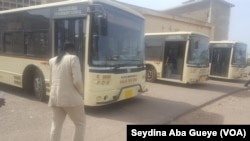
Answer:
[232, 43, 247, 66]
[187, 35, 209, 66]
[91, 5, 144, 67]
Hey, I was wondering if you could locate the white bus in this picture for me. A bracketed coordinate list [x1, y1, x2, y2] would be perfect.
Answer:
[209, 41, 247, 80]
[0, 0, 147, 106]
[145, 32, 210, 84]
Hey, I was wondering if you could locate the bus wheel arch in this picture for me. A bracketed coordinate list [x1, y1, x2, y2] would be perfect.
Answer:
[146, 64, 157, 82]
[23, 65, 46, 101]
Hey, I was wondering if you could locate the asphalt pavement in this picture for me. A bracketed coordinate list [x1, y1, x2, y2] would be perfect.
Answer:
[170, 86, 250, 124]
[0, 78, 249, 141]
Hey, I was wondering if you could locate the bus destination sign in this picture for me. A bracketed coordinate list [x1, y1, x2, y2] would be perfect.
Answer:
[53, 5, 86, 18]
[165, 35, 187, 41]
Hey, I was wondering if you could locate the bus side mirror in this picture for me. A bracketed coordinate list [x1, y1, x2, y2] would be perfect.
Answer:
[195, 41, 199, 49]
[247, 59, 250, 66]
[88, 4, 108, 36]
[97, 14, 108, 36]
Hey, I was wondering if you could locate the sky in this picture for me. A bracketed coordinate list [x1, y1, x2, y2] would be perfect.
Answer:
[117, 0, 250, 52]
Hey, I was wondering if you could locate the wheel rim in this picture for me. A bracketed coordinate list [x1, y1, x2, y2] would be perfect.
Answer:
[34, 77, 42, 98]
[146, 70, 153, 81]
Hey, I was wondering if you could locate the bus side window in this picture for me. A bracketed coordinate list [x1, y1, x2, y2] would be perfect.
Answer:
[4, 33, 13, 54]
[25, 31, 49, 58]
[3, 32, 24, 55]
[0, 33, 3, 52]
[13, 33, 24, 55]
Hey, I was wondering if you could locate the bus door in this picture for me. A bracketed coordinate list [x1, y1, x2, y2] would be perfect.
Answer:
[54, 18, 86, 69]
[210, 48, 231, 77]
[163, 41, 185, 80]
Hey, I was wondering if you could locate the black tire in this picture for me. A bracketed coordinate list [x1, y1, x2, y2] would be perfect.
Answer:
[146, 66, 156, 82]
[33, 69, 46, 101]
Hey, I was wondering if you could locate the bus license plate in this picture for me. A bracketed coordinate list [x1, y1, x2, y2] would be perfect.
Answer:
[125, 89, 133, 98]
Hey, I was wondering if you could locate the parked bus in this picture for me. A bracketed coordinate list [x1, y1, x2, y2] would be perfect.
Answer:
[209, 41, 247, 80]
[0, 0, 147, 106]
[145, 32, 210, 84]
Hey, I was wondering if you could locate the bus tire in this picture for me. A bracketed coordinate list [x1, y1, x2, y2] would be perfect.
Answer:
[32, 69, 46, 101]
[146, 65, 156, 82]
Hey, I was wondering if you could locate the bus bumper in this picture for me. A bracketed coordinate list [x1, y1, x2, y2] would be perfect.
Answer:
[87, 84, 147, 106]
[188, 75, 209, 84]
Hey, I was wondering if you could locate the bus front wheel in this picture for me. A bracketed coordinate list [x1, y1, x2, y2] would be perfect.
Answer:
[33, 69, 46, 101]
[146, 66, 156, 82]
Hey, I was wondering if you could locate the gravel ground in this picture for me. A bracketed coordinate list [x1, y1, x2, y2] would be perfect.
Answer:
[169, 88, 250, 124]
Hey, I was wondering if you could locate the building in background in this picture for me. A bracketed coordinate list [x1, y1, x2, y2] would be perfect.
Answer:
[0, 0, 234, 41]
[0, 0, 47, 11]
[118, 0, 234, 41]
[47, 0, 61, 3]
[163, 0, 234, 41]
[117, 1, 214, 39]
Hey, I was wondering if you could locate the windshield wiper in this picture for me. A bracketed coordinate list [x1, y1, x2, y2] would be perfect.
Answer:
[113, 64, 121, 70]
[123, 59, 141, 61]
[108, 55, 119, 61]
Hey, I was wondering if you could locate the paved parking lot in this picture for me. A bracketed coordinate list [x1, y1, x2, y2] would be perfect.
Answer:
[0, 78, 248, 141]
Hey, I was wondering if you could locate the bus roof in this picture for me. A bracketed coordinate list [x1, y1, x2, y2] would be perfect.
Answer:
[0, 0, 144, 19]
[145, 31, 209, 37]
[210, 40, 247, 45]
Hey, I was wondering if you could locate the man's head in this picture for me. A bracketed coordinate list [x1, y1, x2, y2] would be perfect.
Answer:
[64, 42, 76, 55]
